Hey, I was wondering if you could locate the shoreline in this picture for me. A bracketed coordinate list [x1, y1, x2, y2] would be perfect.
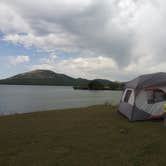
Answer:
[0, 104, 115, 118]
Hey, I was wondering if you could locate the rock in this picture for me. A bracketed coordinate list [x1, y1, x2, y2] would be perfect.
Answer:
[120, 128, 128, 135]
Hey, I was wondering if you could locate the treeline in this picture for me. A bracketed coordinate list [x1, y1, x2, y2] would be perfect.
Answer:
[73, 79, 124, 90]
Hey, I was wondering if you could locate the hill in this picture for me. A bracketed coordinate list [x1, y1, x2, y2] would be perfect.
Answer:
[0, 105, 165, 166]
[0, 69, 124, 89]
[0, 70, 90, 86]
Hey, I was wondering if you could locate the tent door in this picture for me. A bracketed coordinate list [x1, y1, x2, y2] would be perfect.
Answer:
[122, 88, 135, 106]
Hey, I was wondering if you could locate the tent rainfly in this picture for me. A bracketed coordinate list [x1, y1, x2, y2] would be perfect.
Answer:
[118, 72, 166, 121]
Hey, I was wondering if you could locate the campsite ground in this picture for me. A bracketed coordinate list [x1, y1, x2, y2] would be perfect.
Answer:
[0, 105, 165, 166]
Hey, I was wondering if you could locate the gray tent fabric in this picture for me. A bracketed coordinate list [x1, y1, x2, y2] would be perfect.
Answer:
[118, 103, 151, 121]
[125, 72, 166, 91]
[131, 106, 150, 121]
[118, 102, 133, 120]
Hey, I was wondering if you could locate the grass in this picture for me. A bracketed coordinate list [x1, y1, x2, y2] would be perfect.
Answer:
[0, 105, 165, 166]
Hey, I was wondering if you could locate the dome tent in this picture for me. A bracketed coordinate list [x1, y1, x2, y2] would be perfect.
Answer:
[118, 72, 166, 121]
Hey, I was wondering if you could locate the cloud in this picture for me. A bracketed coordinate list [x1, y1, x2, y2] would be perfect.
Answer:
[0, 0, 137, 65]
[3, 33, 76, 52]
[0, 2, 30, 33]
[32, 54, 118, 80]
[0, 0, 166, 80]
[9, 55, 30, 66]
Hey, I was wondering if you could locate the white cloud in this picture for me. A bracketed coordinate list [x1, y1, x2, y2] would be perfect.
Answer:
[32, 54, 118, 80]
[3, 33, 76, 52]
[40, 53, 57, 64]
[9, 55, 30, 66]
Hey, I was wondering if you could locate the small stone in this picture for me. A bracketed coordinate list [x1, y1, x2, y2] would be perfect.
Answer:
[120, 128, 128, 134]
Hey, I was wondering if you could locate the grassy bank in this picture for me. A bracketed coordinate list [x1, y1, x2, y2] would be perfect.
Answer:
[0, 105, 165, 166]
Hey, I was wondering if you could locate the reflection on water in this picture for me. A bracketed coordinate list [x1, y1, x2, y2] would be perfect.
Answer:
[0, 85, 122, 115]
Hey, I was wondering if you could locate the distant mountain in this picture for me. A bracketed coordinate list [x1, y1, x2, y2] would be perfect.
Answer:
[0, 70, 90, 86]
[0, 69, 124, 90]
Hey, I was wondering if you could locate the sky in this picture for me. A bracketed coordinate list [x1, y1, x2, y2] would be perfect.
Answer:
[0, 0, 166, 81]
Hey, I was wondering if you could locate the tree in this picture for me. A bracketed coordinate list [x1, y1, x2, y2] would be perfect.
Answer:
[109, 82, 124, 90]
[88, 80, 105, 90]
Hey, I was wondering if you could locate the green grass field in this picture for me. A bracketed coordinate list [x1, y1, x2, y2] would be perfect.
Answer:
[0, 105, 165, 166]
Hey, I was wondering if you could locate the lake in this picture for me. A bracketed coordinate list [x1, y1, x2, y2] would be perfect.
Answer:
[0, 85, 122, 115]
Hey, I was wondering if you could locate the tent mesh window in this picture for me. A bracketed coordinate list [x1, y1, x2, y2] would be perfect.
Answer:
[154, 90, 166, 103]
[124, 90, 132, 103]
[147, 89, 166, 104]
[147, 91, 154, 104]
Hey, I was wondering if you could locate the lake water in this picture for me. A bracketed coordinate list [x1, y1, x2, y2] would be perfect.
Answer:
[0, 85, 122, 115]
